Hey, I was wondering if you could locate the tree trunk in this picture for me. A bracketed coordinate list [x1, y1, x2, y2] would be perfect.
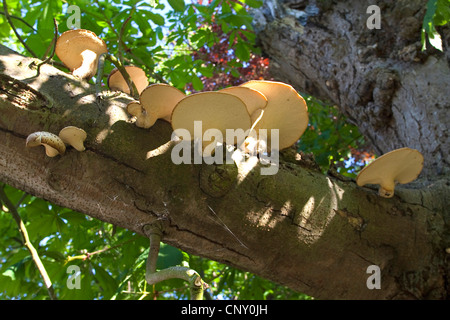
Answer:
[252, 0, 450, 179]
[0, 34, 448, 299]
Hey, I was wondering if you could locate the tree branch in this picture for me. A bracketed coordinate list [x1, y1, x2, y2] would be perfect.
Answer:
[34, 18, 58, 77]
[118, 15, 133, 65]
[144, 222, 207, 300]
[110, 54, 139, 99]
[2, 0, 37, 58]
[0, 11, 36, 31]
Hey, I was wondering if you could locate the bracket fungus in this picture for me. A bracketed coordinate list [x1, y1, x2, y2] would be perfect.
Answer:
[239, 80, 308, 151]
[107, 66, 149, 95]
[219, 86, 268, 124]
[55, 29, 108, 80]
[171, 91, 251, 150]
[58, 126, 87, 151]
[127, 84, 186, 128]
[356, 147, 424, 198]
[26, 132, 66, 157]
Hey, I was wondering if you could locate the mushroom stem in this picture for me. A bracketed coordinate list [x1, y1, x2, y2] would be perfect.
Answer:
[73, 49, 100, 80]
[143, 111, 158, 128]
[378, 180, 395, 198]
[126, 84, 186, 129]
[143, 222, 207, 300]
[378, 187, 394, 198]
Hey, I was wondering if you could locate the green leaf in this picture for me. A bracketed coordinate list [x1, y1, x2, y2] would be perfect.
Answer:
[1, 257, 30, 282]
[197, 65, 214, 78]
[135, 14, 154, 39]
[145, 11, 165, 26]
[421, 0, 447, 51]
[244, 0, 263, 8]
[167, 0, 185, 12]
[235, 41, 250, 61]
[44, 250, 66, 262]
[423, 0, 438, 33]
[191, 74, 204, 91]
[60, 210, 87, 224]
[435, 0, 450, 25]
[156, 243, 184, 269]
[2, 267, 17, 281]
[94, 264, 117, 299]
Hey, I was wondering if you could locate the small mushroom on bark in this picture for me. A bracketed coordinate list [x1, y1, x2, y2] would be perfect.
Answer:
[107, 66, 149, 95]
[26, 132, 66, 157]
[58, 126, 87, 151]
[127, 84, 186, 128]
[26, 126, 87, 157]
[55, 29, 108, 80]
[356, 147, 424, 198]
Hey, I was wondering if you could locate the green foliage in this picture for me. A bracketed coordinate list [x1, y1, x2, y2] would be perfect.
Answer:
[297, 95, 366, 177]
[0, 0, 260, 91]
[421, 0, 450, 51]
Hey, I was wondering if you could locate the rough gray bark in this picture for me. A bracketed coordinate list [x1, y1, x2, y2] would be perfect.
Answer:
[252, 0, 450, 179]
[0, 10, 449, 300]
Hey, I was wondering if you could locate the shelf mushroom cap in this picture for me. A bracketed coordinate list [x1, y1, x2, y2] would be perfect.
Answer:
[26, 131, 66, 157]
[356, 147, 424, 198]
[107, 66, 149, 95]
[127, 84, 186, 129]
[55, 29, 108, 80]
[58, 126, 87, 151]
[219, 86, 268, 124]
[171, 91, 251, 148]
[239, 80, 308, 151]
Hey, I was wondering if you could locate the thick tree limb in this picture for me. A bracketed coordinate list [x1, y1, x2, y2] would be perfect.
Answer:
[0, 44, 448, 299]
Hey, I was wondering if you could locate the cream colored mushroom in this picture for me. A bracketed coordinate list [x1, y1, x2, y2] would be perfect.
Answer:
[356, 147, 424, 198]
[26, 132, 66, 157]
[127, 84, 186, 129]
[58, 126, 87, 151]
[239, 80, 308, 151]
[107, 66, 149, 95]
[171, 91, 251, 150]
[219, 86, 267, 124]
[55, 29, 108, 80]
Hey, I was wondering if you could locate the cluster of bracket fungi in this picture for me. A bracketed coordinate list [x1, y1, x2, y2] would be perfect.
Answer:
[26, 29, 424, 200]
